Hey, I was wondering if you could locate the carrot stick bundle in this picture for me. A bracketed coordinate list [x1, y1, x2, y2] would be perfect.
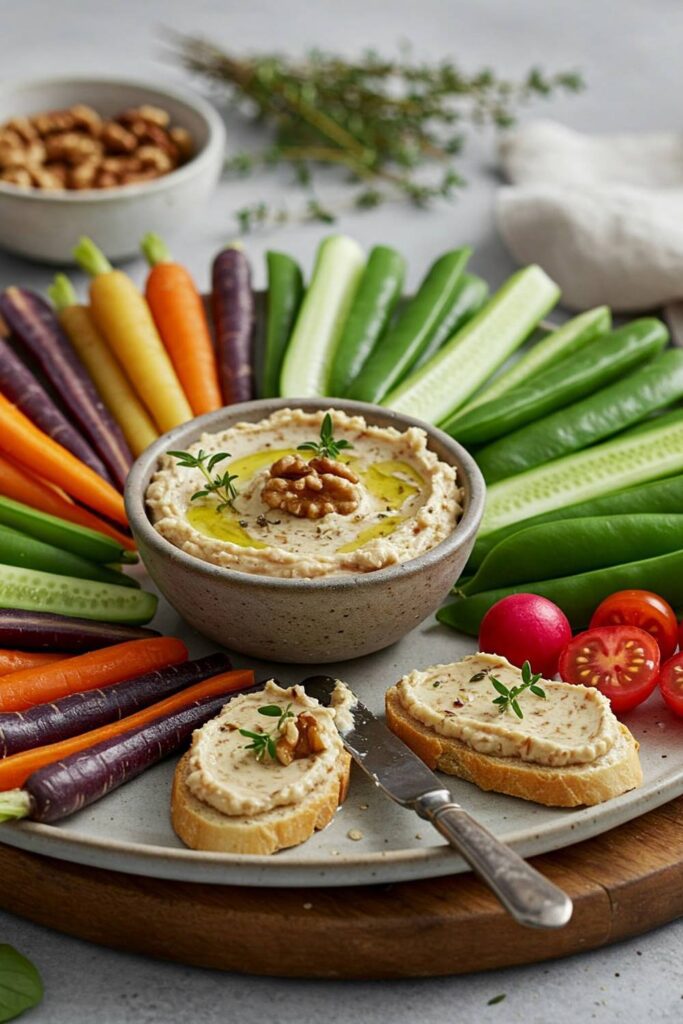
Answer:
[0, 393, 127, 525]
[73, 238, 193, 433]
[0, 286, 133, 490]
[49, 275, 158, 458]
[142, 234, 222, 417]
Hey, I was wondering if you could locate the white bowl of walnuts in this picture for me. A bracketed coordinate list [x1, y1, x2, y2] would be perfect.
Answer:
[0, 76, 226, 263]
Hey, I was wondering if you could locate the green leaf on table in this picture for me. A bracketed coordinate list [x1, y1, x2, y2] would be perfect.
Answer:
[0, 945, 43, 1022]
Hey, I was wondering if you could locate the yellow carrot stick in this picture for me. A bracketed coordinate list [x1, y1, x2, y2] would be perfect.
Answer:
[49, 275, 159, 458]
[73, 238, 193, 434]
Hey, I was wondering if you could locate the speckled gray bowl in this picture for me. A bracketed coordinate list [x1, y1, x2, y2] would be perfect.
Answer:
[125, 398, 485, 663]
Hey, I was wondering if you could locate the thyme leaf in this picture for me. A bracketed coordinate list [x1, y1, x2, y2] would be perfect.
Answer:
[240, 703, 295, 761]
[489, 661, 546, 719]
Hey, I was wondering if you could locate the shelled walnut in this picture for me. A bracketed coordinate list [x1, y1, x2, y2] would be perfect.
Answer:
[0, 102, 194, 190]
[262, 454, 360, 519]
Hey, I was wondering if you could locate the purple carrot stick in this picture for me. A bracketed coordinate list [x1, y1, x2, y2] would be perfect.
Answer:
[0, 609, 160, 652]
[0, 652, 232, 756]
[0, 287, 133, 489]
[0, 336, 110, 480]
[211, 245, 255, 404]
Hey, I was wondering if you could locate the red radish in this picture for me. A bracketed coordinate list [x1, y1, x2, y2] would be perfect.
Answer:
[0, 286, 133, 489]
[0, 337, 107, 479]
[478, 593, 572, 677]
[212, 245, 255, 404]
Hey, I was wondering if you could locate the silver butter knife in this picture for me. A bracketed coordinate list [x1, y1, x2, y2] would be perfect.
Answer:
[303, 675, 572, 930]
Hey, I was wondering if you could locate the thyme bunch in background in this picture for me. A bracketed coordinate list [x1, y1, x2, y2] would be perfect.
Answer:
[173, 34, 582, 230]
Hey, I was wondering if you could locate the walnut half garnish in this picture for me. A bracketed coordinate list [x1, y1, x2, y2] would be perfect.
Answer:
[262, 454, 360, 519]
[276, 712, 328, 766]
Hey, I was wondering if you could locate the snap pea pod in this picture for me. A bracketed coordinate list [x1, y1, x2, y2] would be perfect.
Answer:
[327, 245, 406, 397]
[454, 305, 611, 419]
[461, 514, 683, 596]
[0, 496, 136, 564]
[0, 523, 139, 588]
[446, 317, 667, 446]
[384, 265, 560, 425]
[480, 415, 683, 537]
[347, 247, 470, 404]
[410, 273, 489, 373]
[477, 348, 683, 483]
[438, 549, 683, 636]
[468, 472, 683, 570]
[261, 251, 304, 398]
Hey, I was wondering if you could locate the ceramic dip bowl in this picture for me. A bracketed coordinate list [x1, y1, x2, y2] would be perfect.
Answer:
[125, 398, 485, 663]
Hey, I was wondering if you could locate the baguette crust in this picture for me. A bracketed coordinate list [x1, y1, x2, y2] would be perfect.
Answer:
[385, 686, 642, 807]
[172, 750, 351, 855]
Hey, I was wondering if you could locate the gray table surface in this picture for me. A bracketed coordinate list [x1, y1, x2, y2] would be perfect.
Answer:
[2, 0, 682, 1020]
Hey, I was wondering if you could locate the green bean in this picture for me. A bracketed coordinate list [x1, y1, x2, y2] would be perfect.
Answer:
[446, 318, 668, 445]
[409, 273, 489, 373]
[477, 348, 683, 483]
[327, 245, 405, 397]
[461, 514, 683, 596]
[0, 523, 139, 588]
[438, 549, 683, 636]
[347, 247, 470, 404]
[261, 251, 304, 398]
[468, 472, 683, 571]
[455, 306, 611, 418]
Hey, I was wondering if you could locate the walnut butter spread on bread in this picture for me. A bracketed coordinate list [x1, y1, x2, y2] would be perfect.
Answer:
[385, 653, 642, 807]
[172, 680, 351, 854]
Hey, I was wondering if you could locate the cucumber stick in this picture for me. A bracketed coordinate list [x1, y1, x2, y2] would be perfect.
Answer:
[456, 305, 611, 416]
[0, 564, 157, 624]
[0, 495, 136, 564]
[383, 265, 560, 424]
[481, 415, 683, 536]
[280, 235, 365, 397]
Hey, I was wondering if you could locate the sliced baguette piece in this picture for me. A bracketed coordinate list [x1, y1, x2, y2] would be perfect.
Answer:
[385, 686, 642, 808]
[172, 749, 351, 856]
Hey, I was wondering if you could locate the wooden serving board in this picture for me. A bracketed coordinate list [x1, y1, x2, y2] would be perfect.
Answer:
[2, 794, 682, 978]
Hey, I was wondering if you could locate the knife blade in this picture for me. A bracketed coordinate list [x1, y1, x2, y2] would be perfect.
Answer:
[303, 675, 572, 930]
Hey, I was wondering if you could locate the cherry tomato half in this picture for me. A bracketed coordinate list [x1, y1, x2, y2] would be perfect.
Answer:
[659, 653, 683, 717]
[590, 589, 679, 661]
[558, 625, 660, 713]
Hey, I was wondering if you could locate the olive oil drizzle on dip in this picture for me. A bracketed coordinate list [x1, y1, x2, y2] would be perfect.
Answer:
[146, 409, 461, 578]
[396, 653, 622, 768]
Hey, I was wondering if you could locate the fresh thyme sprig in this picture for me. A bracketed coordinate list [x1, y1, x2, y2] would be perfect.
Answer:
[297, 413, 354, 461]
[168, 449, 239, 512]
[173, 35, 583, 230]
[240, 703, 295, 761]
[490, 660, 546, 720]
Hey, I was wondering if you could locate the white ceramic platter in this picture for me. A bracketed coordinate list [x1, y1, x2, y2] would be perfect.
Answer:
[1, 569, 681, 888]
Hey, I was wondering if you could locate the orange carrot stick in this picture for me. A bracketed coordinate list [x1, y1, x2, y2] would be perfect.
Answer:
[0, 636, 188, 712]
[0, 668, 254, 791]
[0, 392, 127, 525]
[0, 452, 136, 551]
[142, 234, 222, 416]
[0, 649, 68, 676]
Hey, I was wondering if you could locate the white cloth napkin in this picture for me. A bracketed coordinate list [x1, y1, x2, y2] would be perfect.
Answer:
[496, 120, 683, 312]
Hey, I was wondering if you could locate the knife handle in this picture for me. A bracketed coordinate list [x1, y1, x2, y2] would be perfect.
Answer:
[416, 793, 572, 929]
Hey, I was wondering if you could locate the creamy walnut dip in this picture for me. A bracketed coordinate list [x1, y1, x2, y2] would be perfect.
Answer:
[146, 408, 462, 579]
[395, 653, 622, 768]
